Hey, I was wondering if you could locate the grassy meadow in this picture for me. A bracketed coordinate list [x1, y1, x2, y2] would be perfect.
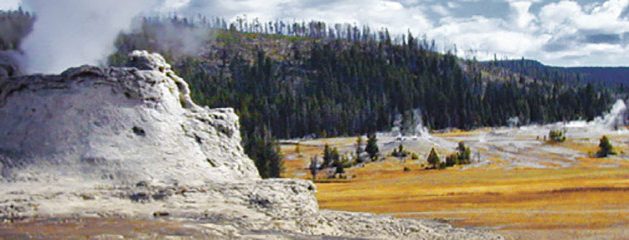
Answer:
[281, 132, 629, 239]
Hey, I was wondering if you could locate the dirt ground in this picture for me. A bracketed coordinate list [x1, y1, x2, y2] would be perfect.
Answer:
[0, 218, 220, 239]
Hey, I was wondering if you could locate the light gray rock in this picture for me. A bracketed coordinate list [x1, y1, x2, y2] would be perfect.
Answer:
[0, 50, 258, 185]
[0, 51, 502, 240]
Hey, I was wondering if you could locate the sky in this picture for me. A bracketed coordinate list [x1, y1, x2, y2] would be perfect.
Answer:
[3, 0, 629, 67]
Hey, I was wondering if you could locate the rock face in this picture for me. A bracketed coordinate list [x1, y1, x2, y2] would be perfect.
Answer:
[0, 50, 258, 184]
[0, 51, 502, 239]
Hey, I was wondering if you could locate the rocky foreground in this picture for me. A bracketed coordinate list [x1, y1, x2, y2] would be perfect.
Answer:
[0, 51, 502, 239]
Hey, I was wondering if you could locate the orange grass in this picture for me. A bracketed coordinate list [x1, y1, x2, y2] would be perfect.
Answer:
[281, 137, 629, 238]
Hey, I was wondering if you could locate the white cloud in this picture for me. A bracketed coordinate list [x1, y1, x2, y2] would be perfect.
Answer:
[532, 0, 629, 65]
[539, 0, 629, 33]
[421, 0, 629, 66]
[0, 0, 20, 10]
[176, 0, 629, 66]
[7, 0, 629, 66]
[157, 0, 191, 12]
[283, 0, 432, 33]
[509, 0, 536, 30]
[427, 15, 546, 58]
[177, 0, 432, 34]
[431, 4, 450, 16]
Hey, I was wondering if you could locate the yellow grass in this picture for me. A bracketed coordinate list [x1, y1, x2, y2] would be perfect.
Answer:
[281, 136, 629, 239]
[432, 128, 491, 137]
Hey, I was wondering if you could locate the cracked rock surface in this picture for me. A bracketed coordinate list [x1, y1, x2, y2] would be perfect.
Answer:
[0, 51, 502, 239]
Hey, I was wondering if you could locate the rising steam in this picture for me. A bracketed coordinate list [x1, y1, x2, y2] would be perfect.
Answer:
[20, 0, 158, 74]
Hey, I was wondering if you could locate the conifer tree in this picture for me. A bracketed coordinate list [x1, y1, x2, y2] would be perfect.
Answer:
[456, 142, 471, 164]
[334, 156, 346, 176]
[596, 136, 615, 158]
[365, 133, 379, 161]
[355, 136, 364, 162]
[321, 144, 333, 169]
[426, 148, 441, 169]
[309, 155, 319, 180]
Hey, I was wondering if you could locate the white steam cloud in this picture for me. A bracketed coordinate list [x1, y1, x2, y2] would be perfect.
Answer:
[21, 0, 158, 74]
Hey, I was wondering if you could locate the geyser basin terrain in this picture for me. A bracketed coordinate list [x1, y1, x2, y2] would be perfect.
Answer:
[0, 51, 501, 239]
[0, 50, 258, 184]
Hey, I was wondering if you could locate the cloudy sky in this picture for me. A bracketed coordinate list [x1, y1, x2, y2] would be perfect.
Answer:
[4, 0, 629, 66]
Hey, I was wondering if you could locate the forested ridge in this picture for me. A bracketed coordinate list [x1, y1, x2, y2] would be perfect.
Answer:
[110, 16, 614, 136]
[483, 59, 629, 88]
[0, 11, 619, 178]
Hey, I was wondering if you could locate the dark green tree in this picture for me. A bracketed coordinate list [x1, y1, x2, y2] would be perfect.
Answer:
[365, 133, 379, 161]
[596, 136, 615, 158]
[355, 136, 364, 162]
[331, 147, 340, 163]
[334, 156, 345, 176]
[445, 153, 458, 167]
[309, 155, 319, 180]
[321, 144, 333, 169]
[247, 127, 283, 178]
[548, 129, 566, 143]
[392, 144, 408, 159]
[456, 142, 471, 164]
[426, 148, 441, 169]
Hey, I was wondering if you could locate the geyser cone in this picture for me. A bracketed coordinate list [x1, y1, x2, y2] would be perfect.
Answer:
[0, 51, 259, 185]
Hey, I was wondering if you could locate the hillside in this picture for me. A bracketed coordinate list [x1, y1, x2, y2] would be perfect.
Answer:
[565, 67, 629, 87]
[483, 59, 629, 87]
[110, 17, 613, 135]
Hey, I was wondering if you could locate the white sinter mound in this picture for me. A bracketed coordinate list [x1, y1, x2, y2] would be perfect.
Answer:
[0, 51, 258, 185]
[0, 51, 501, 239]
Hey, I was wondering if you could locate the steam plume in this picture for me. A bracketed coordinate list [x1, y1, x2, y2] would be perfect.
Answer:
[20, 0, 158, 74]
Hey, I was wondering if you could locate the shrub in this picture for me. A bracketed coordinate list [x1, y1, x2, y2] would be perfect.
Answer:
[392, 144, 409, 159]
[295, 143, 301, 155]
[445, 153, 458, 167]
[596, 136, 616, 158]
[548, 129, 566, 143]
[443, 142, 472, 168]
[456, 142, 471, 164]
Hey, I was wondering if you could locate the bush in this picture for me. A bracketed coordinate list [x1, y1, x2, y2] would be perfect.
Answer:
[443, 142, 472, 168]
[596, 136, 616, 158]
[403, 166, 411, 172]
[548, 129, 566, 143]
[438, 161, 447, 169]
[411, 152, 419, 160]
[445, 153, 459, 167]
[392, 144, 409, 159]
[456, 142, 471, 164]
